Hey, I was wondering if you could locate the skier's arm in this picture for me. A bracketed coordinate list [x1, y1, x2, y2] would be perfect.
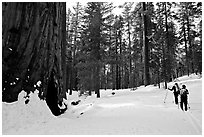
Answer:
[186, 89, 189, 94]
[168, 86, 174, 91]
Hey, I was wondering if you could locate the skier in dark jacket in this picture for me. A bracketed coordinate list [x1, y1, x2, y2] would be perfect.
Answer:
[180, 85, 189, 111]
[168, 83, 180, 104]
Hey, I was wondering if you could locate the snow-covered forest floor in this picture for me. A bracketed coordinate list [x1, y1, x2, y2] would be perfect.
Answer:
[2, 74, 202, 135]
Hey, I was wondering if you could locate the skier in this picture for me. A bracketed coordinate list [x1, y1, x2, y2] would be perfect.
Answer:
[168, 83, 180, 104]
[180, 85, 189, 111]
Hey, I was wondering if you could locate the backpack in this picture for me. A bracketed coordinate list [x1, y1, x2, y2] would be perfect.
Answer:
[180, 89, 189, 96]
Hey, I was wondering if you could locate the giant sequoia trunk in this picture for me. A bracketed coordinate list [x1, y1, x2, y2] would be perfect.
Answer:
[2, 2, 67, 116]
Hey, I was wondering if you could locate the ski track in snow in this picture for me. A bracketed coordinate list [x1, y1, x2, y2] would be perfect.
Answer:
[184, 111, 202, 134]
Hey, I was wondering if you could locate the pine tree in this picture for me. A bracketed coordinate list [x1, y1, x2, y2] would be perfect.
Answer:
[177, 2, 202, 76]
[131, 3, 144, 87]
[121, 2, 134, 88]
[67, 2, 84, 95]
[142, 2, 150, 86]
[77, 2, 114, 97]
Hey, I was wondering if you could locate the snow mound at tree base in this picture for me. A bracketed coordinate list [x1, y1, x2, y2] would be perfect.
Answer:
[2, 90, 54, 134]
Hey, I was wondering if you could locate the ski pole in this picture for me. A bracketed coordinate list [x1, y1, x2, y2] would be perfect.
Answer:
[164, 90, 168, 103]
[188, 102, 190, 109]
[188, 96, 190, 109]
[178, 95, 181, 109]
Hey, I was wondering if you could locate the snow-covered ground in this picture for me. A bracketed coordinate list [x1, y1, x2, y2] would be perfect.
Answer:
[2, 74, 202, 135]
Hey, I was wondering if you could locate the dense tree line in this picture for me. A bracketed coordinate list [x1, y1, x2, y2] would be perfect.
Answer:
[66, 2, 202, 95]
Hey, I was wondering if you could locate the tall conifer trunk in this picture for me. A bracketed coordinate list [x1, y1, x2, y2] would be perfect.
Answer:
[142, 2, 150, 86]
[164, 2, 169, 88]
[183, 19, 189, 76]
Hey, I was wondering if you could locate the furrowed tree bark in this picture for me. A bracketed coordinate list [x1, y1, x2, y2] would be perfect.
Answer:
[61, 2, 68, 99]
[2, 2, 68, 115]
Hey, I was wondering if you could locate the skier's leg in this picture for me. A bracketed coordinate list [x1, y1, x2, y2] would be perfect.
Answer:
[180, 96, 183, 110]
[175, 94, 178, 104]
[184, 96, 188, 111]
[180, 102, 183, 110]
